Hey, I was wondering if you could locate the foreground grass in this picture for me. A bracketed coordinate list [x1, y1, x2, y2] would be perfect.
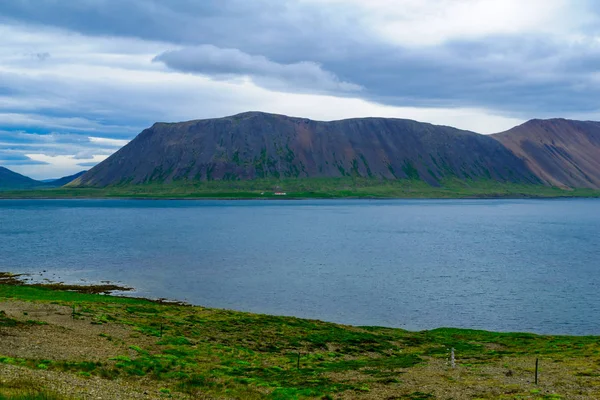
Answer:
[1, 178, 599, 199]
[0, 394, 65, 400]
[1, 284, 600, 399]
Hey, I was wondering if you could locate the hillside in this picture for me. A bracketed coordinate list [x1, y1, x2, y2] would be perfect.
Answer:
[0, 167, 45, 190]
[48, 170, 87, 187]
[493, 118, 600, 188]
[70, 112, 540, 187]
[0, 168, 87, 191]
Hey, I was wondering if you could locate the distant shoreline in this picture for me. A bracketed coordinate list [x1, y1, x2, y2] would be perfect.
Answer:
[1, 178, 599, 200]
[1, 193, 599, 201]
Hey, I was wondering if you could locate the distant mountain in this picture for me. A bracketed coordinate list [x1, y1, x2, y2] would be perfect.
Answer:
[48, 171, 87, 187]
[70, 112, 540, 187]
[493, 119, 600, 188]
[0, 167, 45, 190]
[0, 168, 88, 191]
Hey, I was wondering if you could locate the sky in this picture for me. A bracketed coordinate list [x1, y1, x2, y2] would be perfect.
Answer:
[2, 0, 600, 179]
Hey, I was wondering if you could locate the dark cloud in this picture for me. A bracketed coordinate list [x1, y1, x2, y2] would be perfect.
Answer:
[322, 36, 600, 114]
[0, 1, 300, 52]
[0, 0, 364, 69]
[1, 159, 49, 166]
[153, 34, 600, 115]
[154, 45, 361, 94]
[0, 151, 49, 165]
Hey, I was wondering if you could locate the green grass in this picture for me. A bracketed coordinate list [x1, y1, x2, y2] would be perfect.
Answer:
[1, 178, 599, 199]
[0, 285, 147, 305]
[0, 310, 18, 327]
[0, 376, 69, 400]
[0, 394, 67, 400]
[1, 284, 600, 399]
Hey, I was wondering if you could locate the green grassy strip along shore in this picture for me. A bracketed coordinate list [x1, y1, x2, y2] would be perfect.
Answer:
[1, 178, 599, 199]
[1, 283, 600, 399]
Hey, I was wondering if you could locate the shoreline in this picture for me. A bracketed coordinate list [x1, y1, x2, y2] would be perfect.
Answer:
[1, 272, 600, 399]
[1, 271, 596, 337]
[1, 178, 599, 201]
[0, 272, 186, 305]
[1, 193, 599, 201]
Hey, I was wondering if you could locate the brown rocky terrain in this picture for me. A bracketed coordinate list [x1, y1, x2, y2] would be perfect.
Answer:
[69, 112, 540, 187]
[493, 118, 600, 189]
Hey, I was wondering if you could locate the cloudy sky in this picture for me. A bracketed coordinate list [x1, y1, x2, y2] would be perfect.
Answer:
[2, 0, 600, 179]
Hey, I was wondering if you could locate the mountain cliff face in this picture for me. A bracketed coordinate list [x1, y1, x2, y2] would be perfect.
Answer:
[71, 112, 539, 187]
[493, 119, 600, 188]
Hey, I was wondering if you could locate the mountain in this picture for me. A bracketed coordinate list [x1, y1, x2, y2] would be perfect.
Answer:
[70, 112, 540, 187]
[48, 171, 87, 187]
[493, 119, 600, 188]
[0, 167, 45, 190]
[0, 168, 88, 191]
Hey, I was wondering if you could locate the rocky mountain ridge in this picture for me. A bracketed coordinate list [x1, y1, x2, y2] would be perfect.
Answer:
[70, 112, 543, 187]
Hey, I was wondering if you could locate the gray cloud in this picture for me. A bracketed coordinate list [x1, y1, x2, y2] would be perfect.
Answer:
[154, 45, 361, 93]
[2, 159, 49, 166]
[0, 150, 49, 166]
[0, 130, 125, 158]
[2, 0, 600, 117]
[77, 161, 100, 167]
[309, 34, 600, 115]
[0, 1, 313, 53]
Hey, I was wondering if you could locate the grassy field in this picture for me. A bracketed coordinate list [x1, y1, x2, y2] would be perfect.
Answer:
[0, 178, 599, 199]
[1, 279, 599, 399]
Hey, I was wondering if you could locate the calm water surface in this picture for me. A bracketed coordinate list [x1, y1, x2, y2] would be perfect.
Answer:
[1, 199, 598, 335]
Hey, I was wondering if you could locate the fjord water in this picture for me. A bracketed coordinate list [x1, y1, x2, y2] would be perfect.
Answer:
[1, 199, 598, 335]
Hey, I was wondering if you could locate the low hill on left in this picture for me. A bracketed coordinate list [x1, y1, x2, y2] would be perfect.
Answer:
[0, 167, 46, 191]
[0, 167, 85, 191]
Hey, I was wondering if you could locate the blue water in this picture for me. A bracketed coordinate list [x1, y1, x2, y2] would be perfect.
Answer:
[0, 199, 599, 335]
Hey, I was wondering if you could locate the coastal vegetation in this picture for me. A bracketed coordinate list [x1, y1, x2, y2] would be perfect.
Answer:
[0, 275, 599, 399]
[1, 178, 599, 199]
